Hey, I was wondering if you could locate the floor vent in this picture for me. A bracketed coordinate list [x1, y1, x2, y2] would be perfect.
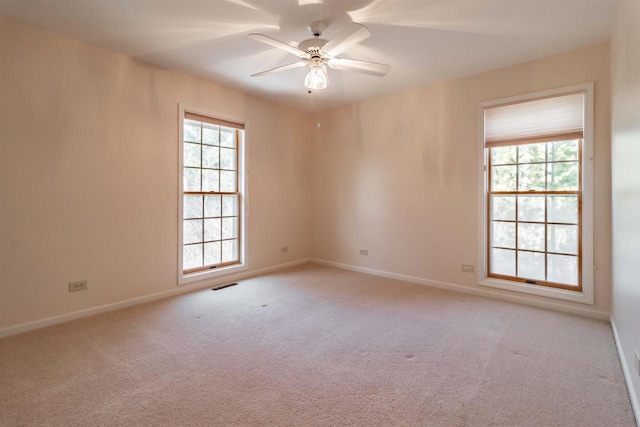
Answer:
[212, 282, 238, 291]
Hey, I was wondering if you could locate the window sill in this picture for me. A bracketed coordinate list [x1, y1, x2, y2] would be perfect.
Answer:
[479, 277, 593, 305]
[179, 262, 248, 286]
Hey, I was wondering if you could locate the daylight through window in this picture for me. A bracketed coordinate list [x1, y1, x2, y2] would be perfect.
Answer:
[484, 91, 585, 291]
[181, 112, 243, 275]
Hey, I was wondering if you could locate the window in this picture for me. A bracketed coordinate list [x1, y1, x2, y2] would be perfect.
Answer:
[179, 106, 246, 284]
[478, 83, 594, 304]
[488, 140, 581, 289]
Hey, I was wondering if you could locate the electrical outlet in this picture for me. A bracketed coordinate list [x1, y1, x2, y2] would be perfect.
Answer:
[69, 280, 87, 292]
[461, 264, 475, 273]
[635, 350, 640, 376]
[281, 246, 288, 254]
[360, 249, 368, 256]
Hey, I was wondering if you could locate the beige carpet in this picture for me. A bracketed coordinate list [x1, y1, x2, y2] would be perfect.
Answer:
[0, 264, 635, 426]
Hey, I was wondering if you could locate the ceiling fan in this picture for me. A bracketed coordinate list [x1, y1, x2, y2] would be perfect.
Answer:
[249, 21, 390, 91]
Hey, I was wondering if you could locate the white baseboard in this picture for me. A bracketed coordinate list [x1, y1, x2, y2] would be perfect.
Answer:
[0, 258, 310, 339]
[611, 317, 640, 426]
[0, 256, 610, 335]
[310, 258, 610, 321]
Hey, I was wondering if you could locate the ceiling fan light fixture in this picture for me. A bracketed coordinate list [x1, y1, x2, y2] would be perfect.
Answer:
[304, 63, 328, 90]
[250, 21, 389, 92]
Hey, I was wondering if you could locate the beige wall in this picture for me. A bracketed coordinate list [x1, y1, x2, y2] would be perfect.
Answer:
[312, 43, 612, 313]
[0, 16, 312, 329]
[0, 14, 619, 332]
[611, 0, 640, 414]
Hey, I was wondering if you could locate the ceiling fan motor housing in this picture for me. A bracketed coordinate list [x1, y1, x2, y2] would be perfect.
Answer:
[298, 20, 329, 56]
[298, 38, 328, 55]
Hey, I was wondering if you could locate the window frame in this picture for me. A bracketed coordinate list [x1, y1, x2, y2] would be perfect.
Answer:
[178, 104, 248, 285]
[477, 83, 594, 304]
[487, 141, 583, 290]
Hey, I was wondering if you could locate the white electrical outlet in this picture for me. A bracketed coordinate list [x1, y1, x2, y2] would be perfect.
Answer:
[69, 280, 87, 292]
[461, 264, 475, 273]
[359, 249, 368, 256]
[281, 246, 288, 253]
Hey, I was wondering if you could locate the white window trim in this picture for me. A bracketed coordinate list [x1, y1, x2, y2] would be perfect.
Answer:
[476, 82, 594, 304]
[177, 103, 249, 286]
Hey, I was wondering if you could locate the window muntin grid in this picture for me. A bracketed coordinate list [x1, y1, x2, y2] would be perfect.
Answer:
[487, 140, 582, 291]
[182, 119, 241, 273]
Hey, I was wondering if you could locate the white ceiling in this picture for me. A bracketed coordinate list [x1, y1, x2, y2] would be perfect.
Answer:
[0, 0, 615, 111]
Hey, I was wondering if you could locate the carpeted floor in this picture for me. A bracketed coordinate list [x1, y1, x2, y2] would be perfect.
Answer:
[0, 263, 635, 426]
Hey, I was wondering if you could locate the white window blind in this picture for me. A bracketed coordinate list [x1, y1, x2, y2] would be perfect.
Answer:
[184, 112, 244, 130]
[484, 92, 584, 147]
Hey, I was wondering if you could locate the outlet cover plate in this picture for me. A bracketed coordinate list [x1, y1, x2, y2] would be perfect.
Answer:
[69, 280, 87, 292]
[461, 264, 475, 273]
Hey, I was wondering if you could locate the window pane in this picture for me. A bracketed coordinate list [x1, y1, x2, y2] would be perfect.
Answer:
[183, 244, 203, 270]
[182, 117, 242, 275]
[548, 254, 578, 286]
[491, 165, 517, 191]
[202, 170, 220, 192]
[491, 146, 517, 165]
[517, 251, 545, 281]
[205, 194, 221, 217]
[184, 120, 201, 143]
[518, 223, 545, 251]
[491, 195, 515, 221]
[491, 221, 515, 248]
[547, 196, 578, 224]
[183, 168, 201, 192]
[548, 140, 578, 162]
[204, 241, 221, 265]
[202, 146, 219, 169]
[183, 219, 203, 244]
[517, 195, 545, 222]
[203, 123, 219, 146]
[220, 170, 236, 192]
[222, 217, 238, 239]
[547, 161, 579, 190]
[204, 218, 221, 241]
[222, 239, 238, 263]
[183, 143, 201, 168]
[486, 112, 583, 290]
[518, 164, 546, 191]
[220, 148, 236, 170]
[220, 128, 235, 148]
[183, 195, 203, 219]
[518, 143, 546, 164]
[491, 248, 515, 276]
[222, 194, 238, 217]
[548, 224, 578, 255]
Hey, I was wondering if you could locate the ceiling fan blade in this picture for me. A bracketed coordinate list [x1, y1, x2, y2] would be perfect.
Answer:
[251, 61, 307, 77]
[328, 58, 390, 77]
[249, 33, 309, 59]
[322, 23, 371, 57]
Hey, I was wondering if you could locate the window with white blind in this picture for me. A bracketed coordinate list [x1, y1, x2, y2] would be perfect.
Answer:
[478, 83, 594, 304]
[178, 106, 247, 285]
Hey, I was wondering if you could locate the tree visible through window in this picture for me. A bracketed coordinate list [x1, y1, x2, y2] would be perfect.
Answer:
[181, 113, 243, 274]
[483, 90, 587, 292]
[488, 139, 582, 290]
